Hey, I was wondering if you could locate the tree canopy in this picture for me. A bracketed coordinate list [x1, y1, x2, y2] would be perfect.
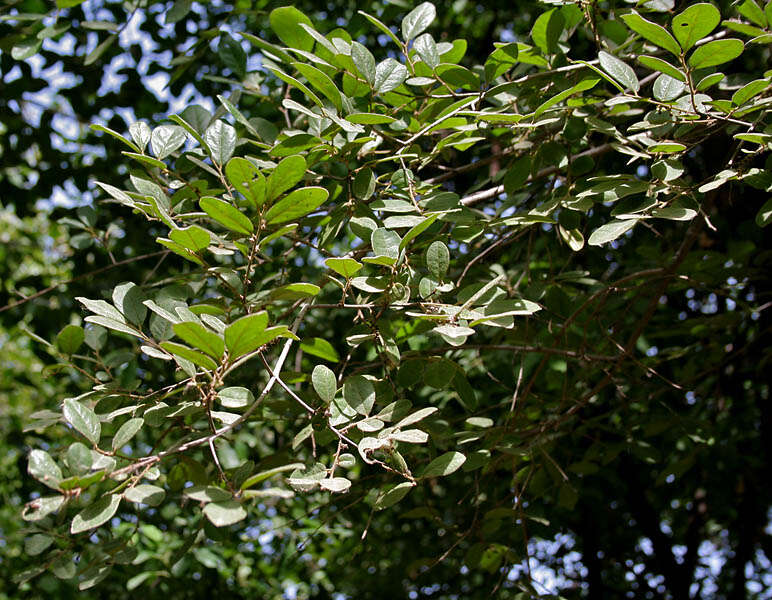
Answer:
[1, 1, 771, 598]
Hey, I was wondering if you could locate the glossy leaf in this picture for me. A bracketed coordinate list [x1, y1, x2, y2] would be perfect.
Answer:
[325, 257, 363, 278]
[224, 312, 269, 359]
[266, 155, 307, 202]
[71, 494, 121, 534]
[300, 337, 340, 362]
[28, 450, 62, 490]
[621, 11, 681, 56]
[264, 187, 329, 224]
[672, 3, 720, 51]
[57, 324, 85, 355]
[598, 51, 639, 93]
[402, 2, 436, 42]
[269, 6, 314, 51]
[173, 321, 224, 358]
[200, 196, 254, 234]
[420, 451, 466, 478]
[63, 398, 101, 445]
[150, 125, 186, 159]
[688, 39, 744, 69]
[203, 500, 247, 527]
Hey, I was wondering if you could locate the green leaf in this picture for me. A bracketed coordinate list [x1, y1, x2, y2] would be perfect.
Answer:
[218, 387, 254, 409]
[400, 213, 440, 251]
[71, 494, 121, 534]
[124, 484, 165, 506]
[402, 2, 436, 42]
[301, 338, 340, 362]
[756, 197, 772, 226]
[371, 228, 401, 259]
[265, 187, 329, 224]
[621, 11, 681, 56]
[531, 8, 565, 54]
[160, 342, 218, 371]
[374, 482, 414, 510]
[25, 534, 54, 556]
[292, 62, 343, 112]
[67, 442, 93, 474]
[325, 257, 363, 278]
[732, 78, 768, 106]
[343, 375, 376, 415]
[12, 37, 43, 60]
[112, 282, 147, 325]
[241, 463, 304, 490]
[165, 0, 192, 24]
[269, 6, 314, 51]
[22, 495, 65, 522]
[63, 398, 101, 445]
[203, 500, 247, 527]
[226, 324, 291, 359]
[185, 485, 232, 503]
[588, 219, 637, 246]
[346, 112, 395, 125]
[267, 155, 307, 202]
[312, 364, 337, 403]
[637, 55, 686, 82]
[57, 324, 84, 355]
[672, 3, 720, 51]
[112, 418, 144, 451]
[688, 39, 744, 69]
[224, 312, 268, 359]
[320, 477, 351, 493]
[353, 168, 376, 201]
[150, 124, 186, 159]
[420, 451, 466, 478]
[374, 58, 408, 94]
[226, 157, 266, 208]
[84, 34, 117, 66]
[200, 196, 253, 235]
[270, 283, 320, 300]
[534, 77, 599, 117]
[653, 73, 686, 101]
[351, 41, 376, 86]
[170, 225, 210, 252]
[503, 156, 532, 195]
[737, 0, 767, 27]
[173, 321, 224, 358]
[598, 51, 639, 92]
[28, 449, 63, 490]
[649, 142, 687, 153]
[204, 120, 237, 165]
[218, 33, 246, 79]
[425, 241, 450, 279]
[414, 33, 439, 69]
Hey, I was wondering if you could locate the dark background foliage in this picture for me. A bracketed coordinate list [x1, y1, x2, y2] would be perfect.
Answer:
[1, 1, 771, 598]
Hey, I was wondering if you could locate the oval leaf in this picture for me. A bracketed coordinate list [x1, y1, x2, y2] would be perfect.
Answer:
[203, 500, 247, 527]
[71, 494, 121, 534]
[57, 324, 85, 355]
[421, 451, 466, 478]
[224, 312, 268, 359]
[312, 364, 337, 403]
[672, 3, 720, 51]
[200, 196, 253, 235]
[264, 187, 329, 224]
[63, 398, 101, 445]
[598, 50, 639, 92]
[343, 375, 376, 416]
[688, 39, 744, 69]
